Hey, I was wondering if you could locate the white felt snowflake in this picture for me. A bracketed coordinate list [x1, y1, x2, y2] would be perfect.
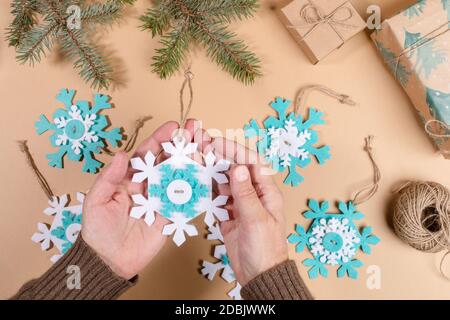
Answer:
[201, 223, 242, 300]
[309, 218, 360, 266]
[31, 193, 84, 262]
[130, 137, 231, 246]
[266, 119, 312, 167]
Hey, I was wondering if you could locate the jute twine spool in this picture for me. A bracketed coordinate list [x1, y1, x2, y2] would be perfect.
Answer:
[393, 181, 450, 277]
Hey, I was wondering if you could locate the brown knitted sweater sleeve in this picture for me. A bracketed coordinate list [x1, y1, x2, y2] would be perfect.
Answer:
[11, 236, 136, 300]
[241, 260, 313, 300]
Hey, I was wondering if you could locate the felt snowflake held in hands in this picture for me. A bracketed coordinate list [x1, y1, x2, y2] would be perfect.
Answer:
[244, 97, 330, 186]
[288, 200, 380, 279]
[35, 89, 123, 174]
[32, 193, 84, 263]
[201, 223, 242, 300]
[130, 137, 230, 246]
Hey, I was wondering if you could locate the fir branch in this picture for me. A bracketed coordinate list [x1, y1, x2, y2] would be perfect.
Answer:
[7, 0, 133, 89]
[59, 29, 112, 90]
[6, 0, 40, 47]
[141, 0, 261, 84]
[46, 0, 111, 89]
[140, 0, 174, 36]
[152, 20, 190, 78]
[198, 0, 259, 22]
[16, 21, 58, 64]
[191, 20, 261, 85]
[80, 0, 135, 26]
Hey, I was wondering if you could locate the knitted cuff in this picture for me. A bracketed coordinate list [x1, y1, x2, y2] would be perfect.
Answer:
[11, 236, 136, 300]
[241, 260, 313, 300]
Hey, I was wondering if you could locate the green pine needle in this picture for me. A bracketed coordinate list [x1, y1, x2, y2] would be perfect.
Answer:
[6, 0, 133, 90]
[141, 0, 261, 84]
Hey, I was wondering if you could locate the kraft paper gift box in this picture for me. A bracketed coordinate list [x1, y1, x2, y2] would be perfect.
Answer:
[371, 0, 450, 159]
[278, 0, 366, 64]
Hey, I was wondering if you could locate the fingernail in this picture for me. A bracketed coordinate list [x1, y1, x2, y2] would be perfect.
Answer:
[235, 166, 249, 182]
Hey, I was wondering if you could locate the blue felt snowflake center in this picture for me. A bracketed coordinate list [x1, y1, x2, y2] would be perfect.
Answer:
[150, 164, 208, 218]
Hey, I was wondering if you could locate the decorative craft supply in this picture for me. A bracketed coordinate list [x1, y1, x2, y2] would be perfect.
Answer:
[278, 0, 366, 64]
[18, 141, 83, 263]
[244, 85, 355, 187]
[130, 70, 231, 246]
[371, 0, 450, 158]
[201, 223, 242, 300]
[392, 181, 450, 277]
[140, 0, 261, 84]
[6, 0, 135, 89]
[32, 192, 84, 263]
[288, 136, 381, 279]
[35, 89, 123, 174]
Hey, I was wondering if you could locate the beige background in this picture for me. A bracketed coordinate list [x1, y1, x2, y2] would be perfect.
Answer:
[1, 0, 449, 299]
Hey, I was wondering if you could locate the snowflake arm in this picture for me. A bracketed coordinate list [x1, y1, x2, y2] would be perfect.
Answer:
[130, 194, 161, 226]
[288, 225, 308, 253]
[162, 213, 198, 247]
[200, 195, 230, 227]
[337, 260, 364, 279]
[360, 227, 381, 254]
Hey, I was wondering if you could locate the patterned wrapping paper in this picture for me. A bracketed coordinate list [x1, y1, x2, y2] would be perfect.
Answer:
[371, 0, 450, 159]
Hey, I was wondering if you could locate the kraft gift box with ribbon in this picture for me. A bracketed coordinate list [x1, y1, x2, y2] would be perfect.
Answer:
[371, 0, 450, 159]
[278, 0, 366, 64]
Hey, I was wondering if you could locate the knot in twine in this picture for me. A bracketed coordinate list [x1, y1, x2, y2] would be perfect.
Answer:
[425, 119, 450, 141]
[290, 1, 356, 42]
[393, 181, 450, 278]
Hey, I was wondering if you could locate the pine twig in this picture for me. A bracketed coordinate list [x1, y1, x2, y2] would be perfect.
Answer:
[141, 0, 261, 84]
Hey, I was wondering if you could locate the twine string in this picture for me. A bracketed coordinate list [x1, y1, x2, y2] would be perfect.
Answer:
[352, 136, 381, 206]
[294, 84, 357, 114]
[425, 119, 450, 139]
[288, 0, 356, 43]
[177, 67, 194, 137]
[393, 21, 449, 81]
[104, 115, 153, 156]
[17, 140, 54, 201]
[392, 181, 450, 279]
[387, 21, 449, 141]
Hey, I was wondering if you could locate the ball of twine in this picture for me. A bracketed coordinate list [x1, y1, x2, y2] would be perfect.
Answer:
[393, 181, 450, 253]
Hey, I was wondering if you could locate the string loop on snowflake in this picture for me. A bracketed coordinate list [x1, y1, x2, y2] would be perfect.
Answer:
[294, 84, 357, 115]
[18, 140, 54, 201]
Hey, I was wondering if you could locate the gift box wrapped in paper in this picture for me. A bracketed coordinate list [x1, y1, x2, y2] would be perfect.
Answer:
[278, 0, 366, 64]
[371, 0, 450, 159]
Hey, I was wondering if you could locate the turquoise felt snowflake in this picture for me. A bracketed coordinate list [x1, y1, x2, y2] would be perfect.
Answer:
[244, 97, 331, 187]
[51, 210, 82, 254]
[288, 200, 380, 279]
[35, 89, 123, 174]
[150, 164, 209, 218]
